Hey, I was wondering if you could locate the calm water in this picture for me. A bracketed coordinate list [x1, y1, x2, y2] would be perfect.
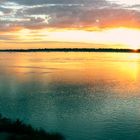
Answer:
[0, 52, 140, 140]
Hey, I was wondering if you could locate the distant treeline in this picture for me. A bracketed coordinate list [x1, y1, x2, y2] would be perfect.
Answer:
[0, 114, 64, 140]
[0, 48, 139, 53]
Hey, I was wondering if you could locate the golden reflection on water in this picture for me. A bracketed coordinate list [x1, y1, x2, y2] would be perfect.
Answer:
[0, 52, 140, 96]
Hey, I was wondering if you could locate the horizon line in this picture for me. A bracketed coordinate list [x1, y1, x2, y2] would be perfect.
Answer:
[0, 48, 139, 53]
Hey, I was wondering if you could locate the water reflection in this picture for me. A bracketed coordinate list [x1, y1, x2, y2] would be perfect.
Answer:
[0, 52, 140, 140]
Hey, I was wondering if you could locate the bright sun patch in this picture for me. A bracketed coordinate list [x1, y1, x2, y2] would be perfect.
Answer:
[10, 27, 140, 50]
[107, 0, 140, 6]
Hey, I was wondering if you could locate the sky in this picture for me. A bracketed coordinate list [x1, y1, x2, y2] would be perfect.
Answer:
[0, 0, 140, 49]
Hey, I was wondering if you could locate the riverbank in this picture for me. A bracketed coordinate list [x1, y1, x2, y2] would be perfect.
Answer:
[0, 114, 64, 140]
[0, 48, 139, 53]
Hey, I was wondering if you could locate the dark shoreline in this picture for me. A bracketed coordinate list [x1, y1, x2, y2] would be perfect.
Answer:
[0, 48, 139, 53]
[0, 114, 64, 140]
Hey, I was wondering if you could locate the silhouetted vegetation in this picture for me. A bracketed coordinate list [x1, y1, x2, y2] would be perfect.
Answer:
[0, 114, 64, 140]
[0, 48, 139, 53]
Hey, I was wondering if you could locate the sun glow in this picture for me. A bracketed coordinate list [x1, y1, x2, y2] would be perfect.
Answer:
[46, 27, 140, 49]
[2, 27, 140, 50]
[102, 28, 140, 50]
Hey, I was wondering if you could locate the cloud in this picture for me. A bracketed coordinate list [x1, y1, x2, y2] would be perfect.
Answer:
[46, 8, 140, 29]
[0, 34, 17, 41]
[106, 0, 140, 6]
[0, 0, 140, 32]
[5, 0, 108, 6]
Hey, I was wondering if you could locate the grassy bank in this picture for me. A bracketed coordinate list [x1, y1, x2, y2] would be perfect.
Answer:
[0, 114, 64, 140]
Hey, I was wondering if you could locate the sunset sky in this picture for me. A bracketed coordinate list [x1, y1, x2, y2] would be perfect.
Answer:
[0, 0, 140, 49]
